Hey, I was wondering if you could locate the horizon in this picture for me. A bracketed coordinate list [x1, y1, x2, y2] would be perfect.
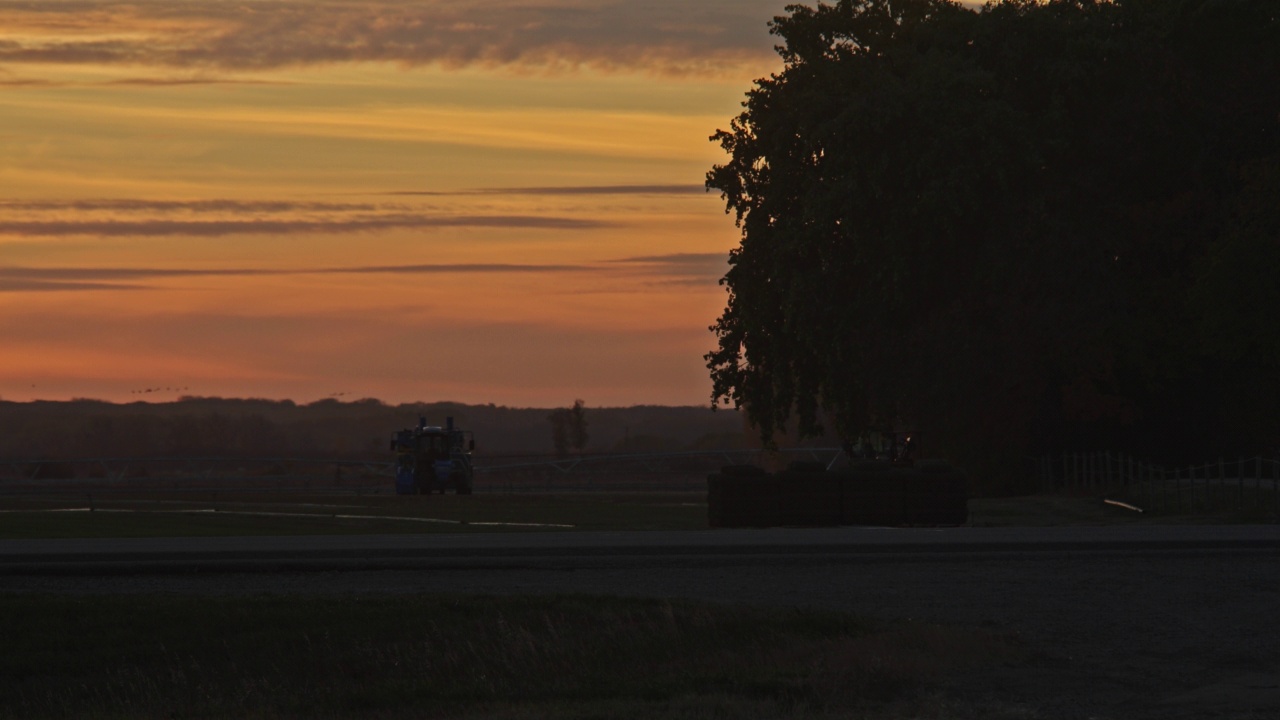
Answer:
[0, 1, 792, 407]
[0, 393, 733, 411]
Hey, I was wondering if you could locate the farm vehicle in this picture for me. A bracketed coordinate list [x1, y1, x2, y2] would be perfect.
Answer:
[391, 416, 474, 495]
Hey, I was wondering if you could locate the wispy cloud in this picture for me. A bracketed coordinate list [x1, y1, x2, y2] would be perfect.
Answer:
[0, 278, 148, 292]
[334, 263, 590, 275]
[611, 252, 728, 272]
[0, 75, 288, 89]
[103, 76, 289, 87]
[0, 77, 56, 87]
[609, 252, 730, 286]
[0, 256, 728, 293]
[388, 184, 707, 197]
[0, 216, 608, 236]
[0, 196, 614, 237]
[0, 199, 386, 212]
[0, 267, 269, 281]
[0, 263, 595, 292]
[0, 1, 780, 76]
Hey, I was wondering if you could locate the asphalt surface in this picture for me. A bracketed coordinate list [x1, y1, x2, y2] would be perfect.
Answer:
[3, 524, 1278, 574]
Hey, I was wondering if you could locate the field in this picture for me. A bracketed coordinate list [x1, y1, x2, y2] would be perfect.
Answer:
[0, 484, 1265, 540]
[0, 592, 1024, 720]
[3, 485, 1274, 719]
[0, 491, 711, 539]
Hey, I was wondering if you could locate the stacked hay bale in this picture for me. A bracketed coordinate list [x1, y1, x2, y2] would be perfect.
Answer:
[707, 460, 967, 528]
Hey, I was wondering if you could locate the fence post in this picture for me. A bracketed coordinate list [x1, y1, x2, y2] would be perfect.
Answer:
[1192, 461, 1203, 507]
[1217, 458, 1224, 511]
[1233, 456, 1244, 507]
[1141, 458, 1152, 504]
[1142, 461, 1150, 508]
[1148, 461, 1156, 509]
[1173, 466, 1181, 514]
[1256, 456, 1263, 501]
[1185, 465, 1193, 514]
[1238, 456, 1245, 510]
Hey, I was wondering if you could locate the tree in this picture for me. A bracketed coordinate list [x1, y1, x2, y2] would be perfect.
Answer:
[706, 0, 1280, 487]
[547, 408, 570, 458]
[568, 399, 589, 454]
[547, 399, 589, 457]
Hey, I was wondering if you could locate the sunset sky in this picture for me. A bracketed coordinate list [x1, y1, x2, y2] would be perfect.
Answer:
[0, 0, 790, 407]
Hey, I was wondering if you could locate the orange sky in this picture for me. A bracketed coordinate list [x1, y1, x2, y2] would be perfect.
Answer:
[0, 0, 788, 407]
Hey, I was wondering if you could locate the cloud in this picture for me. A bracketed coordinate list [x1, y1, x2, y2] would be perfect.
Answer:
[334, 263, 591, 275]
[388, 184, 707, 197]
[0, 196, 621, 238]
[608, 252, 731, 286]
[0, 77, 56, 87]
[0, 267, 262, 281]
[0, 199, 386, 212]
[0, 256, 734, 293]
[0, 262, 595, 292]
[0, 1, 781, 76]
[0, 75, 287, 88]
[0, 278, 148, 292]
[0, 214, 611, 237]
[611, 252, 729, 272]
[103, 77, 289, 87]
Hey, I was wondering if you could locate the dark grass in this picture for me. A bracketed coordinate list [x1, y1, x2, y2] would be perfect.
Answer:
[4, 489, 1272, 539]
[968, 492, 1280, 526]
[0, 593, 1019, 719]
[0, 492, 710, 539]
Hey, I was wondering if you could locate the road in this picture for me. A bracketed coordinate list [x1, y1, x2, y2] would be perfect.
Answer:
[3, 525, 1278, 719]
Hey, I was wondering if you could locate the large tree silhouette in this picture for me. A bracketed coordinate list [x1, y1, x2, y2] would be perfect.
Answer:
[707, 0, 1280, 488]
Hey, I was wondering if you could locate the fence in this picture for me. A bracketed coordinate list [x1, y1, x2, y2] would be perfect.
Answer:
[1034, 452, 1280, 516]
[0, 448, 842, 496]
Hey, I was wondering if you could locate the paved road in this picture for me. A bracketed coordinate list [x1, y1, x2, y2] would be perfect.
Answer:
[4, 525, 1278, 719]
[3, 524, 1278, 573]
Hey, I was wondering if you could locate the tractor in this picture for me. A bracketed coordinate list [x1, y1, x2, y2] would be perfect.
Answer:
[390, 416, 474, 495]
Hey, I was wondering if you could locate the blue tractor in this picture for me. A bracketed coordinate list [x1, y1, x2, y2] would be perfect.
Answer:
[391, 416, 475, 495]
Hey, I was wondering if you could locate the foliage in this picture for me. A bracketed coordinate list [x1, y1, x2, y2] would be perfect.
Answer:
[706, 0, 1280, 486]
[548, 399, 590, 456]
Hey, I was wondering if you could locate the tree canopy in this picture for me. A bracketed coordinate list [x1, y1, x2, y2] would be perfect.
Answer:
[706, 0, 1280, 489]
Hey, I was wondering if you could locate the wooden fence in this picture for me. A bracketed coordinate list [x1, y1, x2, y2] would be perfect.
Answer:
[1034, 452, 1280, 516]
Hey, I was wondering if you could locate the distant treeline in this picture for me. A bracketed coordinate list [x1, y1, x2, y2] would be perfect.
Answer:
[0, 398, 747, 461]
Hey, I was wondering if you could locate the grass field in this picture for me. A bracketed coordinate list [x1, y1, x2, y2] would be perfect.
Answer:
[1, 488, 1271, 540]
[0, 593, 1021, 720]
[0, 491, 710, 539]
[2, 489, 1269, 718]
